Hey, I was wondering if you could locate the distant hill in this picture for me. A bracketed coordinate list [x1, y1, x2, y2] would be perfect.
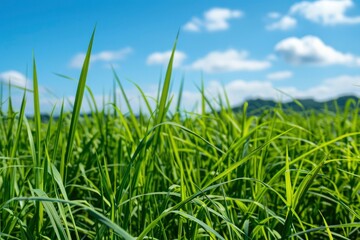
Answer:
[36, 95, 359, 121]
[232, 95, 359, 115]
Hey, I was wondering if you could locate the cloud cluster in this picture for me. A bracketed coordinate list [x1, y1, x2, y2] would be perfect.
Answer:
[267, 0, 360, 31]
[70, 47, 132, 68]
[301, 75, 360, 99]
[0, 70, 30, 88]
[147, 49, 271, 73]
[180, 75, 360, 111]
[146, 50, 187, 68]
[266, 16, 297, 31]
[290, 0, 360, 25]
[184, 7, 243, 32]
[266, 71, 293, 80]
[275, 35, 360, 66]
[188, 49, 271, 73]
[147, 34, 360, 72]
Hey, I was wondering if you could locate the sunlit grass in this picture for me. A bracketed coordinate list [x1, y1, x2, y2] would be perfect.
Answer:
[0, 31, 359, 239]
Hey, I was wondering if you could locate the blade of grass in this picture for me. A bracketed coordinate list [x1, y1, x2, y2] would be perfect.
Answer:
[175, 75, 184, 114]
[172, 210, 225, 240]
[319, 210, 333, 240]
[32, 56, 44, 235]
[64, 28, 95, 183]
[154, 31, 179, 144]
[112, 69, 141, 138]
[33, 189, 67, 240]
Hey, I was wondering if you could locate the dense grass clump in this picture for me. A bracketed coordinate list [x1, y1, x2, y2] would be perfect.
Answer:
[0, 33, 359, 239]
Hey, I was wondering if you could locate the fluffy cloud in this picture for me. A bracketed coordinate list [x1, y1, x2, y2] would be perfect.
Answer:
[176, 80, 271, 112]
[290, 0, 360, 25]
[266, 16, 297, 30]
[268, 12, 281, 19]
[188, 49, 271, 73]
[146, 50, 187, 68]
[181, 75, 360, 110]
[183, 8, 243, 32]
[266, 71, 293, 80]
[276, 75, 360, 100]
[266, 0, 360, 30]
[275, 35, 360, 66]
[70, 47, 132, 68]
[183, 18, 203, 32]
[0, 70, 30, 88]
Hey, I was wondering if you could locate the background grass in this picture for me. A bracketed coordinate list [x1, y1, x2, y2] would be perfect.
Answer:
[0, 32, 359, 239]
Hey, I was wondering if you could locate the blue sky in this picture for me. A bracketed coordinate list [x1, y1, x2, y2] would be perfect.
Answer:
[1, 0, 360, 113]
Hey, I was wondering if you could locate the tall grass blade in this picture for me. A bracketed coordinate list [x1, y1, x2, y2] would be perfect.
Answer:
[112, 69, 141, 138]
[64, 28, 95, 182]
[32, 56, 45, 235]
[154, 32, 179, 144]
[34, 189, 67, 240]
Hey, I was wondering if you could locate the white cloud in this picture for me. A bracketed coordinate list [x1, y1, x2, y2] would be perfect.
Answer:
[181, 80, 277, 109]
[267, 71, 293, 80]
[183, 7, 243, 32]
[266, 16, 297, 30]
[290, 0, 360, 25]
[70, 54, 87, 69]
[146, 50, 187, 68]
[181, 75, 360, 110]
[223, 80, 274, 102]
[188, 49, 271, 73]
[275, 35, 360, 66]
[183, 18, 202, 32]
[0, 70, 30, 88]
[70, 47, 132, 68]
[276, 75, 360, 100]
[268, 12, 281, 19]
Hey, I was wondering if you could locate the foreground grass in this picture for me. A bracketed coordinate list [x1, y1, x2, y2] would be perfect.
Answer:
[0, 32, 359, 239]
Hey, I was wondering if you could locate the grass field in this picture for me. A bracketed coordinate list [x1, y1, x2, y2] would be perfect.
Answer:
[0, 32, 359, 239]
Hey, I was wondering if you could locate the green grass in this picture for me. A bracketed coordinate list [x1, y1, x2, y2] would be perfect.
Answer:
[0, 32, 359, 239]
